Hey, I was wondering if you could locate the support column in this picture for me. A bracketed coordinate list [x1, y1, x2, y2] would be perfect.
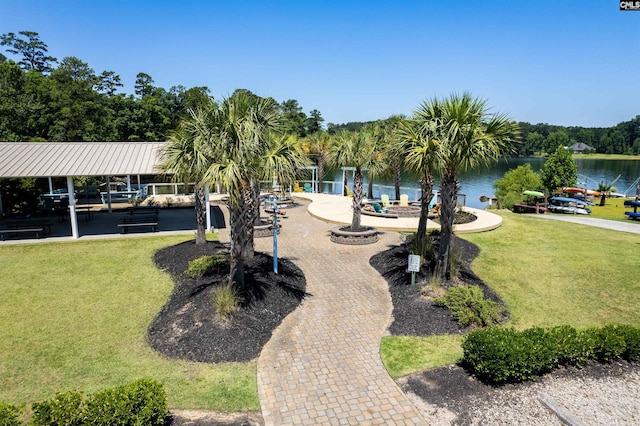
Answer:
[66, 176, 79, 239]
[48, 177, 54, 194]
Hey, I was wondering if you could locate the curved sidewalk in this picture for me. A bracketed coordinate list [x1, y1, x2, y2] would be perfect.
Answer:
[295, 192, 503, 233]
[252, 199, 426, 425]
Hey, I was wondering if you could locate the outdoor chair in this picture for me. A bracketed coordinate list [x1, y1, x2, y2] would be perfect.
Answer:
[380, 194, 390, 207]
[304, 183, 313, 192]
[399, 194, 409, 206]
[372, 202, 388, 214]
[344, 186, 354, 197]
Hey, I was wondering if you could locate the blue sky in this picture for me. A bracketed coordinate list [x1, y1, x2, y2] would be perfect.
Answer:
[1, 0, 638, 127]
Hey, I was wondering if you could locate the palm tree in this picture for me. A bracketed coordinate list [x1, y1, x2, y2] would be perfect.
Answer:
[597, 181, 614, 206]
[161, 107, 214, 245]
[329, 130, 382, 231]
[301, 131, 333, 193]
[200, 91, 281, 291]
[395, 117, 443, 248]
[418, 93, 519, 279]
[376, 116, 406, 200]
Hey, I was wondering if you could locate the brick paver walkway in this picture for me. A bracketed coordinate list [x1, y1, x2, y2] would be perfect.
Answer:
[245, 200, 426, 425]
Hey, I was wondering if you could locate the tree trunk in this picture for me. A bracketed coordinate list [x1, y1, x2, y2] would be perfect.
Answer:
[252, 180, 262, 226]
[600, 193, 606, 207]
[229, 203, 245, 292]
[317, 156, 325, 193]
[416, 172, 435, 247]
[367, 175, 374, 199]
[393, 160, 402, 201]
[194, 184, 207, 245]
[437, 166, 459, 280]
[351, 168, 364, 231]
[241, 183, 256, 260]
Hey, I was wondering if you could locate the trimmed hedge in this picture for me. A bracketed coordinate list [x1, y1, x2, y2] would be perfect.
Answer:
[29, 379, 168, 426]
[0, 402, 22, 426]
[462, 324, 640, 385]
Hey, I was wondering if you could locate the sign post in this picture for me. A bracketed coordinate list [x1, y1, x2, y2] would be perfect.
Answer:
[407, 254, 421, 286]
[272, 196, 279, 274]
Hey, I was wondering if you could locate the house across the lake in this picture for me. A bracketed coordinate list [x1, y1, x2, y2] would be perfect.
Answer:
[568, 142, 594, 154]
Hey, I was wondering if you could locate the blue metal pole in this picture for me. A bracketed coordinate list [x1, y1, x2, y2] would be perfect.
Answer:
[272, 197, 278, 274]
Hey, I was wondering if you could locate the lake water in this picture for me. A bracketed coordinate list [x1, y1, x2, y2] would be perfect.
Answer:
[326, 158, 640, 209]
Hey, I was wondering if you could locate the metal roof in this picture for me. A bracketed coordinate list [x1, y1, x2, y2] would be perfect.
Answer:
[0, 142, 167, 178]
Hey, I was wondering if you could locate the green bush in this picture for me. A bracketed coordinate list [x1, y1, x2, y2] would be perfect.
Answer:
[546, 325, 594, 367]
[463, 324, 640, 385]
[434, 285, 504, 327]
[0, 402, 22, 426]
[84, 379, 168, 425]
[29, 379, 168, 426]
[186, 253, 229, 279]
[30, 390, 84, 426]
[590, 325, 627, 363]
[447, 247, 462, 278]
[615, 324, 640, 361]
[410, 234, 435, 264]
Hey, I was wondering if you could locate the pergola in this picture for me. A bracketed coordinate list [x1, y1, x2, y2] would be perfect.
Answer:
[0, 142, 214, 239]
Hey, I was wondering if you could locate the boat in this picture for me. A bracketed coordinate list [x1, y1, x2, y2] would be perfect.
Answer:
[624, 199, 640, 220]
[548, 197, 591, 215]
[561, 187, 601, 197]
[513, 190, 547, 213]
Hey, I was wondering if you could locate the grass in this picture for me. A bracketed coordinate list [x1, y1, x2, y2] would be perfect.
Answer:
[589, 198, 640, 222]
[381, 335, 463, 378]
[463, 212, 640, 329]
[572, 153, 640, 160]
[381, 211, 640, 377]
[0, 235, 258, 412]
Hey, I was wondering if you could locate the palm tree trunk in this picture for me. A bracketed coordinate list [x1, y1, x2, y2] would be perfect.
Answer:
[194, 183, 207, 245]
[367, 174, 374, 199]
[351, 168, 364, 231]
[416, 172, 435, 246]
[252, 180, 262, 226]
[317, 156, 325, 193]
[393, 161, 401, 201]
[241, 183, 256, 260]
[437, 166, 458, 280]
[229, 203, 246, 291]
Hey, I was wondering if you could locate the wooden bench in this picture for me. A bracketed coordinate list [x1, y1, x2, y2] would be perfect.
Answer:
[0, 227, 45, 241]
[117, 222, 158, 233]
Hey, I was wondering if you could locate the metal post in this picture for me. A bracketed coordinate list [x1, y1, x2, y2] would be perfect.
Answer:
[272, 197, 278, 274]
[66, 176, 79, 239]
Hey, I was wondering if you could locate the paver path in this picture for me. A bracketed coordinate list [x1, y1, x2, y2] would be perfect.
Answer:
[246, 201, 426, 425]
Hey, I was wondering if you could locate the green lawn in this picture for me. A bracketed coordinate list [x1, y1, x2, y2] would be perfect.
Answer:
[0, 235, 258, 412]
[382, 211, 640, 377]
[590, 198, 640, 222]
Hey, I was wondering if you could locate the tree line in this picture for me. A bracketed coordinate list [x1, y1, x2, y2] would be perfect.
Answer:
[0, 31, 325, 142]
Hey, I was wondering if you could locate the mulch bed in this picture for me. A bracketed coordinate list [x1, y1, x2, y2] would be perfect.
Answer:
[369, 234, 506, 336]
[148, 240, 307, 363]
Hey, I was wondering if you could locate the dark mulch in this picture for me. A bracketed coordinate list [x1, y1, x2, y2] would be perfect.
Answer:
[148, 240, 308, 364]
[369, 234, 507, 336]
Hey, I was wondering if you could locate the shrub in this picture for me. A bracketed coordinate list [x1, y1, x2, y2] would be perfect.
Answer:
[410, 234, 435, 265]
[615, 324, 640, 361]
[186, 253, 229, 279]
[30, 379, 168, 426]
[213, 283, 241, 320]
[546, 325, 594, 367]
[84, 379, 168, 425]
[0, 402, 22, 426]
[434, 285, 504, 327]
[462, 327, 555, 384]
[463, 324, 640, 385]
[590, 325, 627, 363]
[30, 390, 84, 426]
[447, 247, 462, 278]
